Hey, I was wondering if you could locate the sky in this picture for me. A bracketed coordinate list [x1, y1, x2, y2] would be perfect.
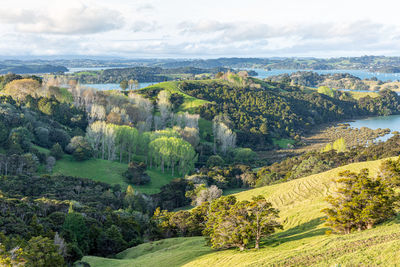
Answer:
[1, 0, 400, 58]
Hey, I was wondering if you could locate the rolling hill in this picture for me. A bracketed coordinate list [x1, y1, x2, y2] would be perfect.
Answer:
[82, 157, 400, 266]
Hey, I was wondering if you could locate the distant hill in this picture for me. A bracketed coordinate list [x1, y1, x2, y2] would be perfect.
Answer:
[0, 64, 68, 74]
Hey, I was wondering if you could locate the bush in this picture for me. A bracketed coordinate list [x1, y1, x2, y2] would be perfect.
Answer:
[123, 162, 151, 185]
[66, 136, 92, 161]
[233, 148, 257, 164]
[50, 143, 63, 160]
[206, 155, 225, 167]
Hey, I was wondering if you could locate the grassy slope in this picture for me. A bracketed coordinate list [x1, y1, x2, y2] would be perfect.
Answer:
[184, 157, 400, 266]
[141, 81, 210, 113]
[82, 157, 400, 266]
[52, 154, 179, 194]
[82, 237, 212, 267]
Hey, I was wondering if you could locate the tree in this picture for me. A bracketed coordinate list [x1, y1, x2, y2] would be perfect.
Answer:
[247, 196, 281, 249]
[193, 185, 222, 206]
[317, 86, 336, 98]
[213, 115, 236, 154]
[332, 137, 346, 153]
[62, 212, 89, 255]
[322, 169, 397, 234]
[66, 136, 92, 161]
[24, 236, 65, 267]
[120, 80, 128, 91]
[203, 195, 281, 251]
[96, 225, 127, 256]
[50, 143, 63, 160]
[123, 162, 150, 185]
[46, 156, 56, 173]
[205, 197, 251, 251]
[206, 155, 225, 167]
[157, 90, 172, 128]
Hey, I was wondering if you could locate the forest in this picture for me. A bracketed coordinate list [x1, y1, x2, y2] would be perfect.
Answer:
[178, 79, 400, 148]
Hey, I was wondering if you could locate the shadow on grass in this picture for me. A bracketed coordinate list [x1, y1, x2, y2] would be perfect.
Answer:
[261, 217, 327, 248]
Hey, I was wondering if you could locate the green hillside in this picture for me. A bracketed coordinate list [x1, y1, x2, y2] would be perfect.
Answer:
[52, 154, 178, 194]
[82, 157, 400, 266]
[82, 237, 212, 267]
[141, 81, 210, 113]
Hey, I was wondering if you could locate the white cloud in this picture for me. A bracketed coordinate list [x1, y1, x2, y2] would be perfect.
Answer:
[1, 0, 400, 57]
[131, 21, 159, 32]
[0, 4, 124, 34]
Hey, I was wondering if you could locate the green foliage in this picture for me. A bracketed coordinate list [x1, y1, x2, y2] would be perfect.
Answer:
[24, 236, 65, 267]
[206, 155, 225, 167]
[332, 137, 347, 152]
[120, 80, 128, 90]
[62, 212, 89, 254]
[317, 86, 336, 98]
[96, 225, 128, 256]
[50, 143, 64, 160]
[322, 169, 397, 234]
[149, 136, 197, 176]
[203, 195, 281, 250]
[123, 162, 150, 185]
[66, 136, 92, 161]
[233, 148, 257, 164]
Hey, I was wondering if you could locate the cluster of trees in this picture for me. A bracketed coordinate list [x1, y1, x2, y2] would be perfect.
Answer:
[322, 137, 347, 153]
[153, 195, 281, 251]
[0, 174, 158, 265]
[323, 165, 399, 234]
[149, 136, 197, 176]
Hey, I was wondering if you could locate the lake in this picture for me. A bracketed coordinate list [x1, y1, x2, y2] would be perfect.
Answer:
[250, 68, 400, 82]
[348, 114, 400, 142]
[81, 82, 158, 91]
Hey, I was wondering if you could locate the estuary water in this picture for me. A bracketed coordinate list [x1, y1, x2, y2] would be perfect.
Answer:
[251, 68, 400, 82]
[348, 115, 400, 142]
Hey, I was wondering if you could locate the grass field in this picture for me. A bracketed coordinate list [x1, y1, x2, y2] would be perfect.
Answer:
[345, 90, 380, 100]
[81, 157, 400, 266]
[272, 138, 295, 149]
[52, 154, 179, 194]
[82, 237, 212, 267]
[141, 82, 210, 113]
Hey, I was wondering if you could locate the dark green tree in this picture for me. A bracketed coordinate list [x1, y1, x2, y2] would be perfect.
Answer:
[120, 80, 128, 91]
[247, 195, 282, 249]
[322, 169, 397, 234]
[50, 143, 64, 160]
[24, 236, 65, 267]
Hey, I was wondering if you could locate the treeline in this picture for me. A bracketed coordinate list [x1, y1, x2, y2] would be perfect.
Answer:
[180, 80, 400, 149]
[0, 64, 67, 74]
[268, 71, 400, 91]
[68, 66, 233, 84]
[257, 134, 400, 186]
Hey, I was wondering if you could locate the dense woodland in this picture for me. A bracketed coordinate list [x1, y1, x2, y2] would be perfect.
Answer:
[179, 79, 400, 149]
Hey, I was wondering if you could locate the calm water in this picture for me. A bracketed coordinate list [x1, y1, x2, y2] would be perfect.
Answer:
[82, 82, 158, 90]
[348, 115, 400, 142]
[251, 68, 400, 82]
